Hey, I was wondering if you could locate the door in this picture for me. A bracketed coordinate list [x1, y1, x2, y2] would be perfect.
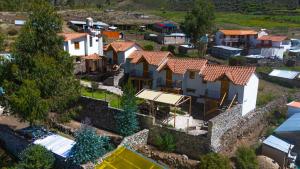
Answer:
[143, 62, 149, 77]
[220, 79, 229, 99]
[113, 50, 118, 65]
[166, 68, 172, 87]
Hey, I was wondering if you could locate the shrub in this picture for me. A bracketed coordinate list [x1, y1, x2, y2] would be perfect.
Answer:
[160, 46, 168, 51]
[7, 28, 18, 36]
[154, 132, 176, 152]
[199, 153, 231, 169]
[229, 56, 247, 66]
[68, 126, 113, 165]
[143, 44, 154, 51]
[167, 45, 176, 54]
[235, 147, 259, 169]
[18, 145, 55, 169]
[257, 93, 275, 107]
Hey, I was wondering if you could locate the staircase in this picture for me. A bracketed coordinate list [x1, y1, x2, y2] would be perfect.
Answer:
[113, 68, 124, 87]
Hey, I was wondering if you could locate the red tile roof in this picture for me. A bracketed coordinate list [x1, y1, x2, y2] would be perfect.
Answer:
[59, 33, 87, 41]
[257, 35, 288, 42]
[105, 41, 138, 52]
[287, 101, 300, 108]
[219, 30, 258, 36]
[82, 53, 102, 60]
[157, 58, 208, 74]
[129, 51, 172, 66]
[202, 65, 256, 85]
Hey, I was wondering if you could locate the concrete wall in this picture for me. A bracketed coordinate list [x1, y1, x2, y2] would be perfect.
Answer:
[262, 144, 287, 168]
[241, 74, 259, 116]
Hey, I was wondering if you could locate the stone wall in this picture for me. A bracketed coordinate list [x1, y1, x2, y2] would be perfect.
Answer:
[208, 105, 243, 152]
[147, 125, 210, 159]
[209, 96, 287, 153]
[259, 72, 300, 88]
[120, 129, 149, 150]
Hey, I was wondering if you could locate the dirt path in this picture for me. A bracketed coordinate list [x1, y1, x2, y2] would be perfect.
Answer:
[0, 115, 29, 130]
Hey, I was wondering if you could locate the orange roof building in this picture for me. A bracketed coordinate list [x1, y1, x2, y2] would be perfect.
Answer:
[59, 33, 88, 41]
[219, 30, 258, 36]
[129, 51, 173, 66]
[257, 35, 288, 42]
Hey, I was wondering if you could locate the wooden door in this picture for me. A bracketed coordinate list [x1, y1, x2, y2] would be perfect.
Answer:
[166, 68, 172, 87]
[113, 50, 118, 64]
[143, 62, 149, 77]
[220, 79, 229, 99]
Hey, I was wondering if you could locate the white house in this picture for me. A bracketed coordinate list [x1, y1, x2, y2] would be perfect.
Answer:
[59, 32, 104, 73]
[127, 52, 259, 116]
[104, 41, 142, 71]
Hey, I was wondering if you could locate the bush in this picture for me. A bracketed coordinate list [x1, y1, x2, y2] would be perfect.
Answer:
[7, 28, 18, 36]
[154, 132, 176, 152]
[235, 147, 259, 169]
[199, 153, 231, 169]
[143, 44, 154, 51]
[257, 93, 275, 107]
[160, 46, 168, 51]
[167, 45, 176, 54]
[68, 126, 113, 165]
[18, 145, 55, 169]
[229, 56, 247, 66]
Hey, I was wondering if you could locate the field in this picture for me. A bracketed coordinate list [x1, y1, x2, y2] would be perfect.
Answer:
[81, 88, 121, 108]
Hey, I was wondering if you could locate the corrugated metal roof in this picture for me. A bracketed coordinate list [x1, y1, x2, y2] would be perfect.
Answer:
[263, 135, 294, 153]
[213, 45, 243, 51]
[269, 69, 300, 79]
[34, 134, 75, 158]
[275, 113, 300, 132]
[70, 20, 109, 27]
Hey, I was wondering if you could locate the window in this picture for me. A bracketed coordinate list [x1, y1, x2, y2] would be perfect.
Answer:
[189, 71, 196, 79]
[89, 37, 93, 47]
[74, 42, 80, 49]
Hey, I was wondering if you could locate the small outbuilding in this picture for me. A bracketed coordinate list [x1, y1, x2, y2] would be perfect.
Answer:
[211, 45, 242, 59]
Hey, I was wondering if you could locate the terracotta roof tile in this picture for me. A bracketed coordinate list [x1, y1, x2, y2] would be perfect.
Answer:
[59, 33, 87, 41]
[82, 53, 102, 60]
[287, 101, 300, 108]
[202, 65, 256, 85]
[257, 35, 288, 42]
[220, 30, 258, 36]
[105, 41, 138, 52]
[129, 51, 172, 66]
[157, 58, 208, 74]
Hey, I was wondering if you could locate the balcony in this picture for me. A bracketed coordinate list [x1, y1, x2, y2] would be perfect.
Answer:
[158, 80, 183, 94]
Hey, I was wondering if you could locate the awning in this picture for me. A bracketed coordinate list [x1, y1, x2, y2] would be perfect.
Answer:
[96, 146, 166, 169]
[136, 89, 188, 106]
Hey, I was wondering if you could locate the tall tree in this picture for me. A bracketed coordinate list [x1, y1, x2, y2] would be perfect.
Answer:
[115, 82, 139, 136]
[181, 0, 215, 57]
[1, 1, 80, 124]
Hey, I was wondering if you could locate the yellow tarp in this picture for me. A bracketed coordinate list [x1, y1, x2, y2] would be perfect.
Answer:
[95, 146, 165, 169]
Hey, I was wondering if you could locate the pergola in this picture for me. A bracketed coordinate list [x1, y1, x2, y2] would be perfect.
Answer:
[136, 89, 192, 127]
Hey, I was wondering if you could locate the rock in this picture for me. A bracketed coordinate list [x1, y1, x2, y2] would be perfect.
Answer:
[182, 154, 189, 160]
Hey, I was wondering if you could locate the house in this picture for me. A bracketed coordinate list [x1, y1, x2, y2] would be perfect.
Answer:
[128, 54, 259, 116]
[178, 44, 197, 54]
[268, 69, 300, 88]
[102, 30, 122, 40]
[157, 33, 187, 45]
[68, 19, 109, 32]
[287, 101, 300, 117]
[59, 32, 104, 73]
[262, 135, 297, 169]
[254, 35, 291, 60]
[275, 113, 300, 164]
[104, 41, 142, 66]
[211, 45, 243, 59]
[215, 30, 258, 48]
[152, 21, 177, 33]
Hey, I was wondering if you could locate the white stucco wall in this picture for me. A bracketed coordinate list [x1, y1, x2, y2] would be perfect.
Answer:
[182, 71, 205, 97]
[241, 74, 259, 116]
[67, 36, 86, 56]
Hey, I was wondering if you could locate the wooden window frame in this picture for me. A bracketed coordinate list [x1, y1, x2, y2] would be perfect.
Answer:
[74, 42, 80, 49]
[189, 71, 196, 79]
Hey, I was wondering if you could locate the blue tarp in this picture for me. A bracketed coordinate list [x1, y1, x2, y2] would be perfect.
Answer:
[275, 113, 300, 132]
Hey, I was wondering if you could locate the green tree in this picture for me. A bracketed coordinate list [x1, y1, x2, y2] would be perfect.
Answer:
[235, 147, 259, 169]
[18, 145, 55, 169]
[199, 153, 231, 169]
[154, 132, 176, 152]
[1, 1, 80, 123]
[0, 32, 4, 51]
[69, 126, 112, 165]
[143, 44, 154, 51]
[181, 0, 215, 56]
[115, 82, 139, 136]
[9, 80, 49, 125]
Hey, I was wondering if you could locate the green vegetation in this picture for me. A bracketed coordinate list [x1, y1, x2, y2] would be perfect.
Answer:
[154, 132, 176, 152]
[18, 145, 55, 169]
[143, 44, 154, 51]
[81, 88, 120, 108]
[69, 126, 113, 165]
[257, 93, 275, 107]
[0, 32, 4, 51]
[0, 147, 15, 168]
[229, 56, 247, 66]
[1, 1, 80, 124]
[235, 146, 259, 169]
[199, 153, 231, 169]
[181, 0, 215, 56]
[115, 82, 139, 136]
